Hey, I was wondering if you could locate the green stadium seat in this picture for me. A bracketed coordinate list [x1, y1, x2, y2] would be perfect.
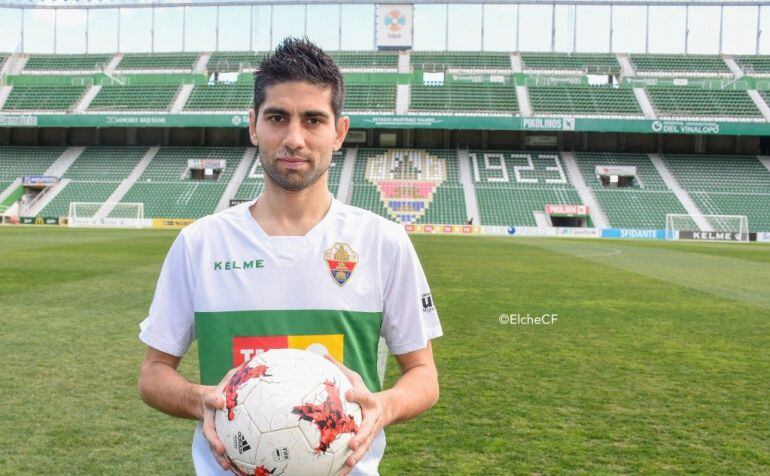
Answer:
[647, 88, 761, 119]
[88, 85, 180, 112]
[39, 147, 148, 218]
[470, 150, 580, 226]
[2, 86, 85, 111]
[735, 56, 770, 76]
[529, 86, 642, 117]
[574, 152, 685, 229]
[411, 52, 510, 71]
[207, 52, 266, 73]
[0, 147, 66, 182]
[117, 53, 199, 71]
[410, 83, 518, 114]
[521, 53, 619, 73]
[663, 154, 770, 231]
[119, 147, 244, 219]
[630, 54, 730, 76]
[185, 84, 253, 111]
[23, 54, 112, 72]
[329, 51, 399, 71]
[344, 84, 397, 112]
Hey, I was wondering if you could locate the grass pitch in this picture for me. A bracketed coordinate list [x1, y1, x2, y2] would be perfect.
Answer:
[0, 227, 768, 474]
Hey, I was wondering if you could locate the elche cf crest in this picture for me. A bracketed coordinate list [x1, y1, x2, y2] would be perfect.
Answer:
[323, 242, 359, 286]
[365, 149, 446, 224]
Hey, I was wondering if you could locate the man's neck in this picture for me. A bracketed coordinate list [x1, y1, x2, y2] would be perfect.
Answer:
[250, 179, 332, 236]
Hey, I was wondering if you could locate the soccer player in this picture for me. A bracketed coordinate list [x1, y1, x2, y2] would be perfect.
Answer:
[137, 38, 442, 476]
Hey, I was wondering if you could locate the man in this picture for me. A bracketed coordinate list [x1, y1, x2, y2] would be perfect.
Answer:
[137, 38, 442, 476]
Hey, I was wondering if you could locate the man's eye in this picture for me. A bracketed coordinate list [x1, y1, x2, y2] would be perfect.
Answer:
[268, 116, 285, 123]
[307, 118, 321, 125]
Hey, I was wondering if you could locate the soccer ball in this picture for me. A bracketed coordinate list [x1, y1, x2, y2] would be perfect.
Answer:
[215, 348, 362, 476]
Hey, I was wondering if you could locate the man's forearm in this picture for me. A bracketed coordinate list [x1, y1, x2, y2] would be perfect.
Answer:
[377, 364, 439, 427]
[138, 361, 209, 421]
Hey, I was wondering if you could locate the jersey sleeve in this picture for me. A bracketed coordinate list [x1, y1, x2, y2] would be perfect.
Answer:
[138, 230, 196, 357]
[380, 227, 443, 355]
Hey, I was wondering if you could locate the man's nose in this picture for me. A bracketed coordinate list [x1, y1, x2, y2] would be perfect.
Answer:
[282, 118, 305, 151]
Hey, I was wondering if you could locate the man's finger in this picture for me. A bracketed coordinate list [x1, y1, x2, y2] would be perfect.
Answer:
[324, 354, 360, 383]
[348, 427, 377, 464]
[202, 422, 225, 455]
[204, 392, 225, 411]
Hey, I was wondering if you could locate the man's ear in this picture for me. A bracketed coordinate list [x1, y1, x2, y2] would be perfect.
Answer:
[249, 109, 258, 146]
[333, 116, 350, 151]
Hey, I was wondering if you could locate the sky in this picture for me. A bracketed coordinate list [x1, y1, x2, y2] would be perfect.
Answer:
[0, 3, 767, 54]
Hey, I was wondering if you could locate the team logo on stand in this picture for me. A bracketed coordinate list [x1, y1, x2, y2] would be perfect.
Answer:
[323, 243, 359, 286]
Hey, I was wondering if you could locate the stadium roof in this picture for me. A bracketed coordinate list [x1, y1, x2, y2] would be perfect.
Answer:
[1, 0, 767, 9]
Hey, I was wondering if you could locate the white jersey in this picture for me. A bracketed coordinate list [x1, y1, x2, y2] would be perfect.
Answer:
[139, 195, 442, 475]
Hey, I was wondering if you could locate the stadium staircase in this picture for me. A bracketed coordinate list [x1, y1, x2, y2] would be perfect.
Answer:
[94, 147, 159, 219]
[723, 57, 744, 78]
[194, 53, 211, 74]
[74, 86, 101, 113]
[747, 90, 770, 121]
[660, 154, 770, 232]
[560, 152, 609, 229]
[15, 146, 85, 218]
[514, 85, 532, 117]
[37, 147, 147, 218]
[633, 88, 657, 119]
[0, 86, 12, 109]
[335, 149, 357, 205]
[456, 150, 481, 224]
[171, 85, 195, 113]
[649, 154, 709, 231]
[573, 152, 687, 230]
[216, 147, 257, 212]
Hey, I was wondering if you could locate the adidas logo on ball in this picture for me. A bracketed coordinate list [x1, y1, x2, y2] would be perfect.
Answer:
[234, 431, 251, 454]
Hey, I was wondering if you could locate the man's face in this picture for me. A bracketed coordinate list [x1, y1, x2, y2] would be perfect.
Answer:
[249, 81, 349, 192]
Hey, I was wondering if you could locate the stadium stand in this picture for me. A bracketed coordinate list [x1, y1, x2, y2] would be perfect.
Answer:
[119, 147, 242, 218]
[207, 52, 265, 73]
[0, 147, 65, 192]
[351, 149, 466, 224]
[330, 51, 399, 71]
[184, 83, 253, 111]
[1, 86, 85, 111]
[88, 85, 180, 112]
[629, 54, 731, 76]
[410, 83, 518, 114]
[574, 152, 687, 229]
[662, 154, 770, 231]
[470, 151, 582, 226]
[344, 84, 397, 112]
[646, 88, 762, 120]
[39, 147, 148, 218]
[23, 54, 112, 73]
[411, 52, 511, 71]
[735, 56, 770, 76]
[520, 53, 620, 73]
[528, 86, 642, 117]
[116, 53, 199, 71]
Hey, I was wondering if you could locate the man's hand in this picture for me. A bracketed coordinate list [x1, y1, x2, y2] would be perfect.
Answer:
[325, 355, 388, 476]
[201, 367, 240, 472]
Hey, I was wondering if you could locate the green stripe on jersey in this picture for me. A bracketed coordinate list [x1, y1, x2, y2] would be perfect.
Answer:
[194, 309, 383, 391]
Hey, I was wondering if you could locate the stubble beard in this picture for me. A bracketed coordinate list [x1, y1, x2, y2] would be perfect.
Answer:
[259, 148, 330, 192]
